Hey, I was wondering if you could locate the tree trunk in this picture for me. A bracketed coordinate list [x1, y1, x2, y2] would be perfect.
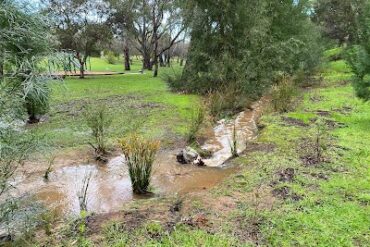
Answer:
[153, 33, 159, 77]
[166, 53, 171, 67]
[124, 45, 131, 71]
[159, 55, 165, 67]
[153, 49, 158, 77]
[143, 51, 152, 70]
[0, 61, 3, 77]
[79, 61, 85, 79]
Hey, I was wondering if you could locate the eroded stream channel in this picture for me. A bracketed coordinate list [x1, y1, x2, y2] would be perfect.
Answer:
[10, 99, 266, 215]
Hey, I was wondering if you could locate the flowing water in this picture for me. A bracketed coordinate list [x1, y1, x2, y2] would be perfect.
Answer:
[9, 99, 266, 215]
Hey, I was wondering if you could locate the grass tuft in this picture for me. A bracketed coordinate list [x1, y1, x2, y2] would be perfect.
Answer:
[119, 134, 160, 194]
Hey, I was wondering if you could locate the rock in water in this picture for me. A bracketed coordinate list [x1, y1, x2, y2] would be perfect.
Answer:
[176, 147, 205, 166]
[193, 157, 205, 166]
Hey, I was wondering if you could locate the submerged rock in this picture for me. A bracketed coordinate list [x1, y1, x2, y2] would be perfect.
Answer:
[176, 147, 205, 166]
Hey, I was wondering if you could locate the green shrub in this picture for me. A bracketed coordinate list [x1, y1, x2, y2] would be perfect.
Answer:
[84, 104, 112, 158]
[119, 134, 160, 194]
[187, 107, 205, 143]
[105, 51, 118, 65]
[207, 86, 251, 119]
[271, 75, 298, 113]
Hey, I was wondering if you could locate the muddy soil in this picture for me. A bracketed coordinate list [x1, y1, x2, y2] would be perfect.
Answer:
[7, 98, 268, 216]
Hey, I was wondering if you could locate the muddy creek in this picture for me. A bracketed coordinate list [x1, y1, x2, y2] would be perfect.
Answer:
[10, 99, 266, 215]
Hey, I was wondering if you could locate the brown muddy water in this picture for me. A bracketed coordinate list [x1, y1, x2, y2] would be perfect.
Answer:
[9, 99, 266, 216]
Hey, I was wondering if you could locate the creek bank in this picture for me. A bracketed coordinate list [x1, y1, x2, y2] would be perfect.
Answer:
[7, 98, 268, 215]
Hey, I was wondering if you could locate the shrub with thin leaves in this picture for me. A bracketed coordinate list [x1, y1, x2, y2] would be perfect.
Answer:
[119, 134, 160, 194]
[271, 75, 298, 113]
[187, 107, 204, 143]
[84, 105, 112, 158]
[105, 51, 119, 65]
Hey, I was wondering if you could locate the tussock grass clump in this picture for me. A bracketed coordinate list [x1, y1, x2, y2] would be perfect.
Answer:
[119, 134, 160, 194]
[187, 107, 205, 143]
[271, 75, 298, 113]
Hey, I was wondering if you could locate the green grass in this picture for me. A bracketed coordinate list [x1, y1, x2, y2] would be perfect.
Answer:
[93, 59, 369, 246]
[323, 47, 344, 60]
[256, 84, 370, 246]
[223, 60, 370, 246]
[89, 57, 143, 73]
[103, 222, 238, 247]
[31, 62, 196, 149]
[27, 57, 370, 246]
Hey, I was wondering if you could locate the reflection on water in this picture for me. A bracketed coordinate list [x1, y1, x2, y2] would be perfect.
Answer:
[8, 99, 266, 215]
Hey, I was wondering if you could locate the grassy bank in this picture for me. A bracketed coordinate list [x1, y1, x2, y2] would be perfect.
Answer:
[18, 59, 369, 246]
[95, 60, 369, 246]
[30, 61, 193, 151]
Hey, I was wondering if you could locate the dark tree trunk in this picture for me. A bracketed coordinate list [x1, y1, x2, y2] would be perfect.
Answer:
[143, 52, 152, 70]
[75, 52, 86, 79]
[159, 55, 165, 67]
[0, 61, 3, 77]
[153, 34, 159, 77]
[124, 45, 131, 71]
[79, 61, 85, 79]
[166, 53, 171, 67]
[180, 58, 184, 66]
[153, 43, 158, 77]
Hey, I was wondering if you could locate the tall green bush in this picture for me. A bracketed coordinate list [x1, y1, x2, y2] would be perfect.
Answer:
[176, 0, 322, 105]
[344, 1, 370, 101]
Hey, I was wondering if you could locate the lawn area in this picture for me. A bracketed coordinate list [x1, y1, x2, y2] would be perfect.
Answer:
[30, 63, 196, 150]
[89, 56, 143, 73]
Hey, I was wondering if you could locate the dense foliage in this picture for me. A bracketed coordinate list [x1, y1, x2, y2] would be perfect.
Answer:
[0, 0, 53, 123]
[345, 0, 370, 100]
[175, 0, 322, 103]
[313, 0, 360, 45]
[43, 0, 112, 78]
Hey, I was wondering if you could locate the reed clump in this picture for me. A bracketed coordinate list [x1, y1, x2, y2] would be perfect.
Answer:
[119, 134, 160, 194]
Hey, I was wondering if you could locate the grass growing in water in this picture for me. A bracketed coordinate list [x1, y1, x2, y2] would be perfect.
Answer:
[187, 107, 205, 143]
[84, 104, 113, 160]
[119, 134, 160, 194]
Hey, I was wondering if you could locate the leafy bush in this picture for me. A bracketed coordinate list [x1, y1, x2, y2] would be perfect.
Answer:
[345, 46, 370, 101]
[84, 104, 112, 159]
[270, 75, 298, 113]
[105, 51, 118, 65]
[180, 0, 322, 102]
[344, 1, 370, 101]
[119, 134, 160, 194]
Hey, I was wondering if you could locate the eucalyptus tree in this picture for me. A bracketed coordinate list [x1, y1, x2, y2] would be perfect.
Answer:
[43, 0, 113, 78]
[109, 0, 187, 76]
